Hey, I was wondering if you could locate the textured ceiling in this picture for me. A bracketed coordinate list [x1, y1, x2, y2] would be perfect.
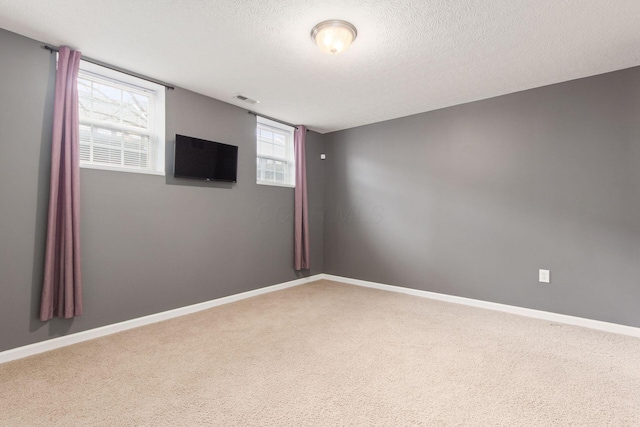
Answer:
[0, 1, 639, 133]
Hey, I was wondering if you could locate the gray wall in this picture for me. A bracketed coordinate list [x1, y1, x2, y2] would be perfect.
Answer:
[324, 66, 640, 327]
[3, 25, 639, 354]
[0, 28, 323, 352]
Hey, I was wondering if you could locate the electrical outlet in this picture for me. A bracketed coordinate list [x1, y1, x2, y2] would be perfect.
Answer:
[539, 269, 550, 283]
[320, 154, 326, 160]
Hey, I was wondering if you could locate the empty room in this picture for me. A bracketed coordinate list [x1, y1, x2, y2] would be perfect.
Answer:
[1, 1, 639, 425]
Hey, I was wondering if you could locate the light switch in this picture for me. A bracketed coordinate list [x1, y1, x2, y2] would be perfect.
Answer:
[320, 154, 326, 160]
[539, 269, 550, 283]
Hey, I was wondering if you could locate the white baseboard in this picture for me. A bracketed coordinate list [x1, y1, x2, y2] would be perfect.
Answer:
[4, 272, 638, 365]
[0, 274, 322, 365]
[320, 274, 640, 338]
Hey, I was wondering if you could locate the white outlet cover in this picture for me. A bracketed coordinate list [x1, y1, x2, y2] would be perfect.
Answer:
[320, 154, 326, 160]
[539, 269, 550, 283]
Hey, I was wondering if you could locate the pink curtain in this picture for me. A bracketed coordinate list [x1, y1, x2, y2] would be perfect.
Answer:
[41, 46, 83, 321]
[294, 126, 310, 270]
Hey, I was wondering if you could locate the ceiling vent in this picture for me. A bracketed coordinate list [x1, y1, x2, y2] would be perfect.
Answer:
[234, 95, 259, 104]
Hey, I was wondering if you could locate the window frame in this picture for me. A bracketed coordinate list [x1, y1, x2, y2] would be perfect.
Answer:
[256, 116, 295, 188]
[77, 60, 166, 176]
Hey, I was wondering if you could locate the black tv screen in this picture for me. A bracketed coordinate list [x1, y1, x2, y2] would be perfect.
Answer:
[174, 134, 238, 182]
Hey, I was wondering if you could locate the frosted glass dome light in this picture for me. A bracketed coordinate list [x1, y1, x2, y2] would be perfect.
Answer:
[311, 20, 357, 55]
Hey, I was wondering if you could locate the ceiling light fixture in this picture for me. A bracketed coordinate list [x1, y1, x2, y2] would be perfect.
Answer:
[311, 20, 357, 55]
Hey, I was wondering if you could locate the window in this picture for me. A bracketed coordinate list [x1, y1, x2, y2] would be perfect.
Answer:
[77, 61, 165, 175]
[256, 117, 295, 187]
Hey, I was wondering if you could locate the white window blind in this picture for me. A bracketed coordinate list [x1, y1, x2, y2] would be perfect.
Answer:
[77, 61, 165, 175]
[256, 117, 295, 187]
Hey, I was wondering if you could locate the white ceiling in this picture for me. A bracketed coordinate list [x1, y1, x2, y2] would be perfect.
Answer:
[0, 1, 639, 133]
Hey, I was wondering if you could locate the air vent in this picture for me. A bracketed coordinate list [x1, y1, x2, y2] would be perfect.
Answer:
[234, 95, 260, 104]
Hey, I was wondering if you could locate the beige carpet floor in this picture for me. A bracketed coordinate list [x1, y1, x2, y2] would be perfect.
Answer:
[1, 280, 640, 426]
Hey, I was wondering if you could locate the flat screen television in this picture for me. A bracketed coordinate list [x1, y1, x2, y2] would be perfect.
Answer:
[174, 134, 238, 182]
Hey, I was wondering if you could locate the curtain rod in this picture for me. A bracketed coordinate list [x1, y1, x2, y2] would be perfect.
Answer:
[43, 45, 175, 90]
[248, 111, 308, 132]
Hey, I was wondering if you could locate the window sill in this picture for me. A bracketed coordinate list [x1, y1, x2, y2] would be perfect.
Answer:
[257, 180, 295, 189]
[80, 163, 165, 176]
